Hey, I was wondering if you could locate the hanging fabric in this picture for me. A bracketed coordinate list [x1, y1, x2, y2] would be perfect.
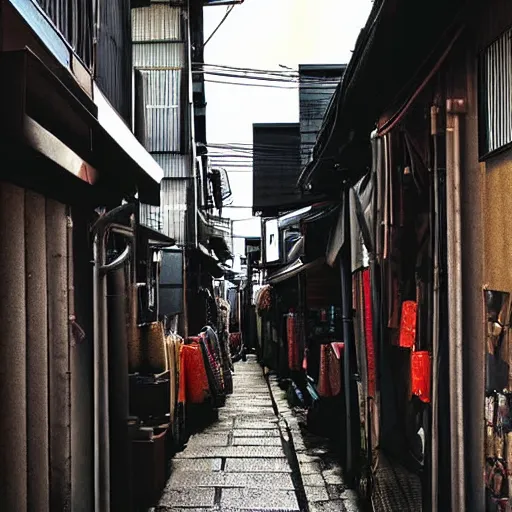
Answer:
[287, 309, 301, 371]
[399, 301, 417, 348]
[363, 269, 376, 397]
[181, 339, 210, 405]
[318, 343, 343, 398]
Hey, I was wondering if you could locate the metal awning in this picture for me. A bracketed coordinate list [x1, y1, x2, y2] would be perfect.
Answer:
[278, 202, 338, 229]
[189, 244, 225, 279]
[138, 224, 175, 248]
[209, 235, 233, 263]
[267, 257, 324, 285]
[0, 49, 163, 206]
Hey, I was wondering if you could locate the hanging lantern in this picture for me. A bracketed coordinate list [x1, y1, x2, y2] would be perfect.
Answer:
[399, 300, 417, 348]
[411, 350, 431, 403]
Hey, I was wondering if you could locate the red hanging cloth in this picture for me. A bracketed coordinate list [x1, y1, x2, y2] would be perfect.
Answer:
[411, 350, 431, 403]
[287, 309, 301, 371]
[363, 269, 376, 397]
[398, 300, 417, 348]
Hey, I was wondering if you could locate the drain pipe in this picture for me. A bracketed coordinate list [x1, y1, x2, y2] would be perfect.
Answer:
[430, 105, 440, 511]
[92, 204, 135, 512]
[446, 98, 465, 512]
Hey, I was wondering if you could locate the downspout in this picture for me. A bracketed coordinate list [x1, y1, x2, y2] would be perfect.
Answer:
[430, 105, 440, 511]
[186, 0, 198, 248]
[92, 203, 135, 512]
[340, 185, 359, 486]
[446, 98, 465, 512]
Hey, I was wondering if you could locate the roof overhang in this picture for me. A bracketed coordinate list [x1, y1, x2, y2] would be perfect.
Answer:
[139, 224, 175, 248]
[267, 257, 324, 285]
[298, 0, 467, 193]
[0, 49, 163, 206]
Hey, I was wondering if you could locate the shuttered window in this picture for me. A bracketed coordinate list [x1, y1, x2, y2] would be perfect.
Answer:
[481, 28, 512, 155]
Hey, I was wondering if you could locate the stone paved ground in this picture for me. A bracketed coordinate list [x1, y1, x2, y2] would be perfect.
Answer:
[154, 357, 361, 512]
[267, 375, 361, 512]
[155, 356, 301, 511]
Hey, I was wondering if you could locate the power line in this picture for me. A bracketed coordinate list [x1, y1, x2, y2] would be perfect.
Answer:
[203, 5, 235, 47]
[204, 78, 340, 91]
[193, 69, 340, 85]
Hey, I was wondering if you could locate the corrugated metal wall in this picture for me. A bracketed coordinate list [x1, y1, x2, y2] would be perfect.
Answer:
[132, 2, 191, 243]
[96, 0, 132, 122]
[153, 153, 189, 178]
[140, 69, 182, 152]
[161, 178, 189, 243]
[132, 4, 182, 42]
[133, 42, 185, 67]
[139, 203, 164, 232]
[0, 181, 78, 511]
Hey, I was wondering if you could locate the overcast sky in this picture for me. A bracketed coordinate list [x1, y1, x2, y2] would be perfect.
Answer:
[203, 0, 373, 251]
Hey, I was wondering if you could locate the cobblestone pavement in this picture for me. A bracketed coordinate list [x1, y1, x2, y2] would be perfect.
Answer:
[154, 357, 360, 511]
[155, 356, 301, 511]
[267, 375, 361, 512]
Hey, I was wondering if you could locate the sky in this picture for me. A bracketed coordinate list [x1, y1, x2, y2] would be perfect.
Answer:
[203, 0, 373, 257]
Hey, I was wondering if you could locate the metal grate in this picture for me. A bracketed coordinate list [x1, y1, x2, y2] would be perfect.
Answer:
[482, 28, 512, 154]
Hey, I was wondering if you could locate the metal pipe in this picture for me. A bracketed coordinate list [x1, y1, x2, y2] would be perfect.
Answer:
[92, 205, 135, 512]
[107, 265, 131, 511]
[93, 227, 110, 512]
[446, 98, 465, 512]
[340, 186, 359, 486]
[0, 182, 27, 510]
[100, 245, 131, 273]
[25, 190, 50, 512]
[109, 223, 136, 239]
[430, 105, 440, 512]
[46, 199, 71, 511]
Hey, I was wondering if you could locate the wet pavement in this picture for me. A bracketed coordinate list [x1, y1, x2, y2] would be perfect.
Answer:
[267, 375, 361, 512]
[155, 356, 301, 511]
[154, 356, 360, 511]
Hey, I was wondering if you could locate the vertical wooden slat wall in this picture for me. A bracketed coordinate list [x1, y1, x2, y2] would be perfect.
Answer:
[0, 182, 28, 510]
[46, 199, 71, 511]
[26, 190, 50, 512]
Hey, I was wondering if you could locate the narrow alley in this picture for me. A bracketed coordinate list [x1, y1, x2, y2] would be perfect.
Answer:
[156, 356, 301, 511]
[2, 1, 510, 511]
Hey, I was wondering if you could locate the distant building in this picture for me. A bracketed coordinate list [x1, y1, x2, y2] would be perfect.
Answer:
[252, 123, 302, 216]
[299, 64, 346, 167]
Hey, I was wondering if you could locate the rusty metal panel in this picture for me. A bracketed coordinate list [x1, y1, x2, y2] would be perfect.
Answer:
[132, 4, 182, 42]
[152, 153, 189, 178]
[161, 178, 188, 243]
[140, 69, 182, 152]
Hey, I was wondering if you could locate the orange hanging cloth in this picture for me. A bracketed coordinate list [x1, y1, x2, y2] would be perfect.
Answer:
[181, 341, 210, 404]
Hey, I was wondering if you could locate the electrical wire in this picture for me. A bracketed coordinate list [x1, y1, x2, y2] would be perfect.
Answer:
[203, 5, 235, 48]
[203, 78, 340, 91]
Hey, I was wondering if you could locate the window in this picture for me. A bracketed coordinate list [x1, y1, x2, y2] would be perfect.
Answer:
[480, 28, 512, 155]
